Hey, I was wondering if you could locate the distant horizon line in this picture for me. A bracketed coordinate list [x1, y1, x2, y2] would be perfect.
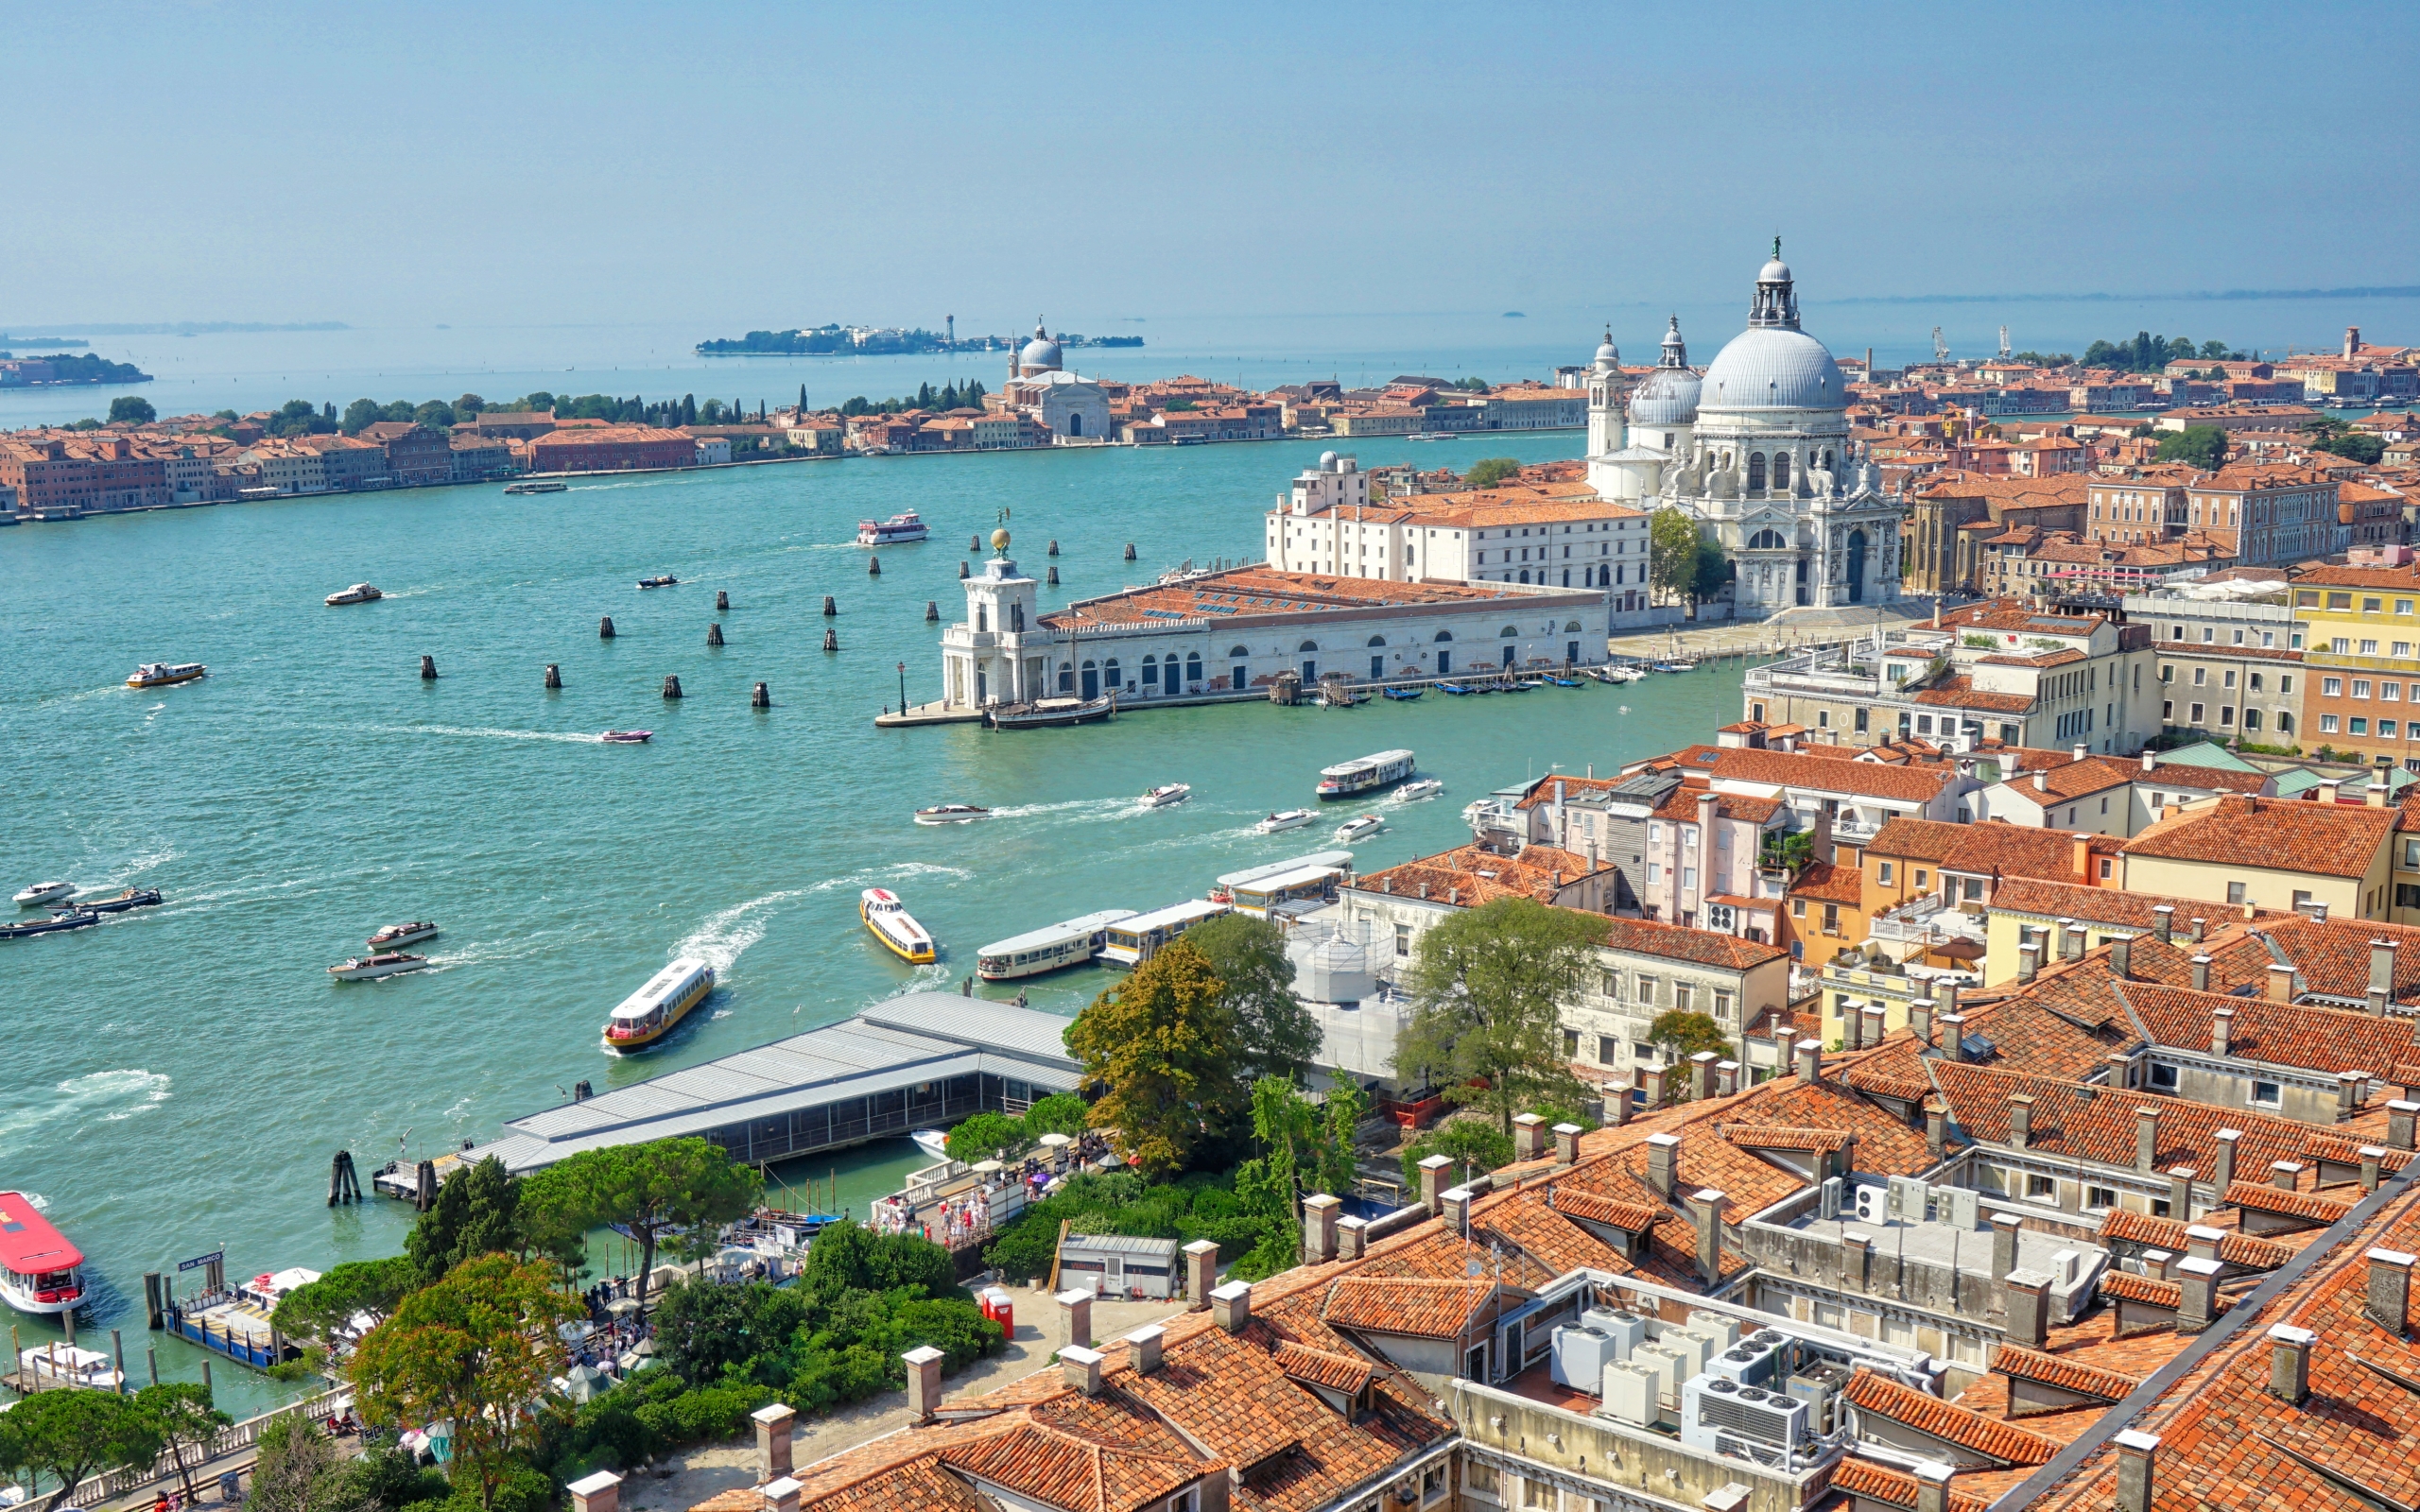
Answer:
[1828, 284, 2420, 306]
[0, 320, 351, 337]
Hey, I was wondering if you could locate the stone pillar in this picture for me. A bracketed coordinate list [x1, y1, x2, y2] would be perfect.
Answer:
[2166, 1167, 2196, 1221]
[1303, 1193, 1341, 1263]
[903, 1349, 943, 1423]
[1183, 1239, 1219, 1308]
[1841, 1229, 1872, 1294]
[567, 1473, 620, 1512]
[752, 1403, 796, 1479]
[1057, 1287, 1094, 1348]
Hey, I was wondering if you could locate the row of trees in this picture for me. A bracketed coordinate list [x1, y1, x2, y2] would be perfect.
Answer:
[836, 380, 987, 417]
[2082, 334, 2240, 373]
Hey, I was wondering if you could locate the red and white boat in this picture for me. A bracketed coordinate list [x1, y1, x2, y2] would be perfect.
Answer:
[600, 730, 652, 744]
[0, 1191, 84, 1315]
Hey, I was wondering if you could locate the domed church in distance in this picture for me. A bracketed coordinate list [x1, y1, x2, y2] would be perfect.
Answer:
[1586, 246, 1905, 617]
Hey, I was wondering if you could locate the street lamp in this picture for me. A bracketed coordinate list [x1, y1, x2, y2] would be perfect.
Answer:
[897, 661, 908, 713]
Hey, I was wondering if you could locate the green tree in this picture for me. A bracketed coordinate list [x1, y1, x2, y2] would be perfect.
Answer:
[795, 1218, 955, 1301]
[456, 393, 487, 415]
[136, 1383, 230, 1503]
[1690, 538, 1730, 603]
[1184, 913, 1320, 1093]
[0, 1387, 161, 1512]
[2201, 339, 2231, 360]
[943, 1111, 1028, 1164]
[1649, 506, 1705, 604]
[2154, 424, 2228, 472]
[1649, 1011, 1733, 1099]
[1064, 938, 1236, 1176]
[406, 1157, 527, 1281]
[1021, 1092, 1088, 1139]
[2313, 431, 2384, 464]
[348, 1254, 579, 1511]
[1315, 1081, 1371, 1198]
[1163, 398, 1198, 412]
[108, 395, 156, 424]
[248, 1413, 366, 1512]
[1463, 456, 1522, 489]
[520, 1138, 763, 1305]
[652, 1278, 805, 1387]
[1454, 377, 1491, 392]
[682, 393, 698, 425]
[413, 400, 457, 430]
[341, 398, 384, 434]
[1228, 1077, 1312, 1279]
[1398, 1116, 1515, 1192]
[1394, 897, 1600, 1133]
[272, 1254, 422, 1343]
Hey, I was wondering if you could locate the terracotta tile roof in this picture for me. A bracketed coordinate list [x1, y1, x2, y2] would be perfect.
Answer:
[1912, 676, 2036, 713]
[1864, 817, 1968, 863]
[1942, 822, 2118, 882]
[1648, 782, 1787, 826]
[807, 1457, 990, 1512]
[1705, 747, 1960, 804]
[2224, 1181, 2356, 1224]
[2115, 979, 2420, 1090]
[1985, 878, 2281, 935]
[1991, 1343, 2140, 1402]
[1041, 564, 1533, 631]
[1844, 983, 2135, 1091]
[2258, 916, 2420, 1009]
[1596, 915, 1789, 971]
[1828, 1456, 1996, 1512]
[1715, 1123, 1851, 1154]
[1990, 758, 2136, 803]
[2098, 1208, 2297, 1269]
[1321, 1276, 1493, 1338]
[2120, 794, 2398, 879]
[1352, 844, 1611, 909]
[2095, 1268, 2184, 1308]
[1544, 1186, 1663, 1231]
[1842, 1368, 2061, 1466]
[1787, 859, 1863, 904]
[1268, 1339, 1375, 1395]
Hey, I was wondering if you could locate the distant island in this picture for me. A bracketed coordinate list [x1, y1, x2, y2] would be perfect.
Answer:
[0, 321, 348, 338]
[698, 323, 1142, 356]
[0, 352, 152, 386]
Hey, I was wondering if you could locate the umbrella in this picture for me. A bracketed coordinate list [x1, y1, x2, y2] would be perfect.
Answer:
[562, 1364, 612, 1403]
[607, 1297, 644, 1317]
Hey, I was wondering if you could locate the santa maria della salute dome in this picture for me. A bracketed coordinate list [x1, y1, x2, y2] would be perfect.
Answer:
[1586, 246, 1904, 618]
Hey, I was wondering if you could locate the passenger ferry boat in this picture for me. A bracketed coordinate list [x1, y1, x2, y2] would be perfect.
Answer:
[977, 908, 1137, 980]
[128, 662, 207, 688]
[1316, 749, 1416, 799]
[1099, 899, 1232, 969]
[324, 583, 383, 606]
[857, 511, 931, 546]
[601, 957, 716, 1052]
[0, 1192, 84, 1315]
[504, 479, 568, 495]
[368, 920, 440, 948]
[859, 888, 937, 964]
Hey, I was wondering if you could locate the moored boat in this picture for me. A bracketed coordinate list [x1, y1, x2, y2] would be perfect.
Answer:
[984, 695, 1115, 730]
[1335, 814, 1387, 843]
[324, 583, 383, 607]
[1392, 778, 1445, 803]
[1099, 898, 1232, 968]
[977, 908, 1138, 980]
[860, 888, 937, 964]
[1544, 674, 1584, 686]
[369, 920, 440, 949]
[857, 511, 931, 546]
[127, 662, 206, 688]
[1651, 660, 1697, 674]
[909, 1129, 951, 1161]
[1256, 809, 1316, 833]
[0, 910, 96, 940]
[914, 803, 991, 825]
[1316, 749, 1417, 799]
[67, 887, 161, 915]
[504, 479, 568, 495]
[600, 958, 717, 1051]
[1438, 682, 1476, 696]
[12, 882, 73, 908]
[1139, 783, 1191, 808]
[328, 951, 430, 981]
[600, 730, 652, 744]
[1381, 685, 1424, 700]
[0, 1193, 85, 1316]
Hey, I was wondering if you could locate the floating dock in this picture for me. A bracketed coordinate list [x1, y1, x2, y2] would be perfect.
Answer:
[463, 993, 1083, 1174]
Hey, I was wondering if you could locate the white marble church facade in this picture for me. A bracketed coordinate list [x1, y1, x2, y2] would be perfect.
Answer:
[1586, 251, 1905, 618]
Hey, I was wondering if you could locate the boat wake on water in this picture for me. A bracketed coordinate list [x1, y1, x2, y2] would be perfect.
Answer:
[675, 888, 813, 975]
[0, 1071, 172, 1158]
[805, 862, 974, 895]
[365, 724, 610, 745]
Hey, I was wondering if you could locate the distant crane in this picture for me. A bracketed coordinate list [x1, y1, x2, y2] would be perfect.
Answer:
[1998, 325, 2012, 360]
[1932, 327, 1951, 364]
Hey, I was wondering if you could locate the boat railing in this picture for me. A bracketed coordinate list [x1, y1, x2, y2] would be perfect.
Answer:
[68, 1385, 351, 1506]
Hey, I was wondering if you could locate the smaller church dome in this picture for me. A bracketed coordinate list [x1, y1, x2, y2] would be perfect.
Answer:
[1019, 318, 1063, 371]
[1593, 328, 1619, 370]
[1758, 257, 1792, 284]
[1627, 315, 1700, 427]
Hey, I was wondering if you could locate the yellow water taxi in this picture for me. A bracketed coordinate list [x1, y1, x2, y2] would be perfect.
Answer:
[860, 888, 936, 964]
[600, 958, 716, 1053]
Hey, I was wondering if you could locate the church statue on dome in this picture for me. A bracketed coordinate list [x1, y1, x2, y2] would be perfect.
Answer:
[1584, 245, 1906, 618]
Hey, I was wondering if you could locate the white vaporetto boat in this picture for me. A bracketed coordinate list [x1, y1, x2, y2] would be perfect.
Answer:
[857, 511, 930, 546]
[324, 583, 383, 606]
[1256, 809, 1316, 833]
[1316, 749, 1416, 799]
[977, 908, 1138, 981]
[1392, 778, 1445, 803]
[127, 662, 206, 688]
[12, 882, 74, 908]
[601, 958, 716, 1052]
[328, 952, 431, 981]
[1139, 784, 1191, 808]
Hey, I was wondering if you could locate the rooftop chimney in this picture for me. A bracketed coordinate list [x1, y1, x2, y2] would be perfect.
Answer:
[1417, 1154, 1455, 1211]
[2008, 1094, 2034, 1149]
[904, 1348, 944, 1422]
[2002, 1267, 2051, 1349]
[1690, 1052, 1719, 1102]
[2018, 941, 2041, 983]
[1553, 1123, 1583, 1165]
[2135, 1107, 2161, 1172]
[2071, 834, 2092, 882]
[2391, 1101, 2420, 1153]
[1860, 1006, 1888, 1048]
[1690, 1189, 1727, 1283]
[2167, 1166, 2196, 1221]
[2372, 940, 2399, 1016]
[2271, 1160, 2303, 1191]
[2141, 748, 2156, 773]
[1058, 1288, 1094, 1349]
[566, 1474, 620, 1512]
[1938, 979, 1961, 1021]
[2212, 1131, 2239, 1194]
[2266, 964, 2297, 1003]
[1184, 1239, 1219, 1308]
[1210, 1280, 1253, 1334]
[2111, 936, 2133, 980]
[761, 1482, 801, 1512]
[2268, 1324, 2314, 1405]
[2190, 916, 2206, 943]
[1913, 1462, 1953, 1512]
[1512, 1112, 1547, 1163]
[2033, 769, 2049, 793]
[753, 1403, 797, 1481]
[1926, 1100, 1948, 1160]
[2366, 1147, 2388, 1194]
[1061, 1344, 1105, 1396]
[2370, 1248, 2414, 1335]
[2152, 905, 2173, 943]
[2059, 916, 2084, 960]
[1910, 998, 1936, 1045]
[1939, 1013, 1968, 1061]
[1125, 1324, 1165, 1376]
[2114, 1430, 2160, 1512]
[1304, 1193, 1341, 1263]
[1796, 1039, 1824, 1086]
[1647, 1133, 1682, 1199]
[1337, 1214, 1369, 1261]
[2072, 743, 2088, 764]
[2193, 955, 2215, 994]
[2210, 1007, 2232, 1057]
[2186, 1225, 2223, 1263]
[1990, 1211, 2025, 1280]
[2177, 1256, 2222, 1333]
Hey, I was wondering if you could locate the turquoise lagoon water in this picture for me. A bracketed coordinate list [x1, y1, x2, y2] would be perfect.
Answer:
[0, 430, 1751, 1415]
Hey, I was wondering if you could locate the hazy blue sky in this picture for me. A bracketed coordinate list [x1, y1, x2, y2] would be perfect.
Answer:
[8, 3, 2412, 335]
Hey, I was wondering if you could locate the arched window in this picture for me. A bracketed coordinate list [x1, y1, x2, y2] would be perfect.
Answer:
[1297, 639, 1320, 653]
[1823, 449, 1836, 471]
[1141, 653, 1158, 692]
[1433, 630, 1453, 643]
[1564, 620, 1582, 632]
[1103, 658, 1121, 689]
[1227, 645, 1250, 658]
[1185, 652, 1202, 684]
[1498, 625, 1518, 639]
[1366, 635, 1387, 647]
[1058, 661, 1074, 693]
[1748, 528, 1787, 550]
[1747, 453, 1767, 490]
[1772, 452, 1791, 490]
[1518, 570, 1530, 583]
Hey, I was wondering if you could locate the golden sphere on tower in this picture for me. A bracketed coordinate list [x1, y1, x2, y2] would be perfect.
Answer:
[991, 527, 1011, 551]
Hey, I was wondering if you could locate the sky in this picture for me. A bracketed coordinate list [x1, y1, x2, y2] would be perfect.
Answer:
[7, 2, 2416, 339]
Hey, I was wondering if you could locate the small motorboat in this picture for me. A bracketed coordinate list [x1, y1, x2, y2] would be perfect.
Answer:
[1381, 686, 1424, 700]
[68, 888, 161, 915]
[1594, 665, 1647, 684]
[1256, 810, 1316, 833]
[369, 921, 440, 949]
[858, 512, 931, 546]
[860, 888, 936, 965]
[1335, 815, 1387, 843]
[328, 952, 431, 981]
[1506, 679, 1544, 692]
[127, 662, 206, 688]
[1617, 704, 1633, 714]
[909, 1129, 951, 1162]
[13, 882, 74, 908]
[0, 910, 96, 940]
[637, 575, 679, 589]
[504, 479, 568, 495]
[1139, 784, 1192, 808]
[324, 583, 383, 607]
[1393, 778, 1445, 804]
[599, 730, 652, 744]
[914, 804, 991, 825]
[1651, 660, 1697, 674]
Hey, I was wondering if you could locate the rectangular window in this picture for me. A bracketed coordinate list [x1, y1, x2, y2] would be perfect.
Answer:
[2025, 1174, 2056, 1202]
[2250, 1080, 2283, 1109]
[1877, 861, 1895, 885]
[1823, 902, 1841, 933]
[2293, 890, 2314, 910]
[2193, 666, 2206, 686]
[1914, 869, 1928, 888]
[2323, 714, 2341, 733]
[1599, 1035, 1619, 1064]
[2190, 703, 2204, 723]
[1637, 976, 1658, 1006]
[2084, 1185, 2118, 1213]
[2150, 1062, 2179, 1091]
[1395, 923, 1412, 958]
[2356, 680, 2374, 699]
[2354, 718, 2371, 736]
[1714, 990, 1734, 1022]
[2367, 598, 2385, 613]
[2388, 683, 2405, 701]
[1564, 1028, 1581, 1059]
[2227, 881, 2247, 904]
[1674, 983, 1694, 1014]
[2384, 721, 2401, 739]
